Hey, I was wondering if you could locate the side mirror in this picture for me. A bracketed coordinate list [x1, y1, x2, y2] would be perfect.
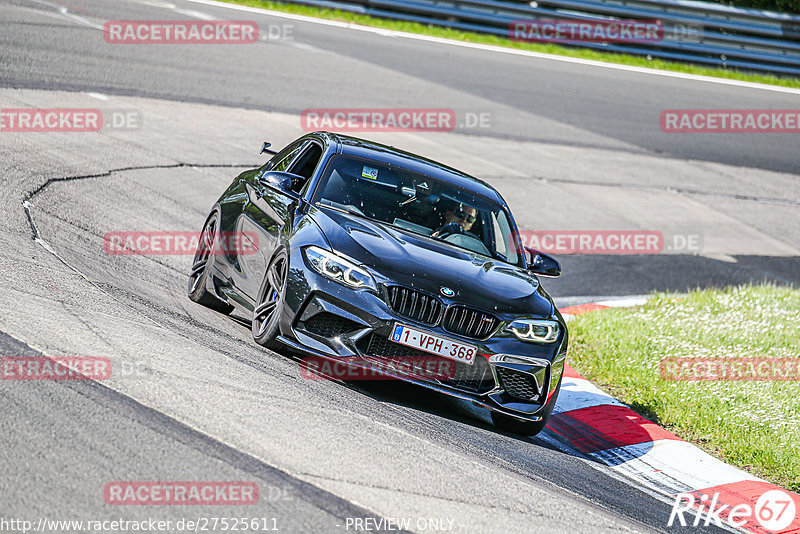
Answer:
[258, 171, 302, 199]
[524, 247, 561, 278]
[260, 142, 278, 155]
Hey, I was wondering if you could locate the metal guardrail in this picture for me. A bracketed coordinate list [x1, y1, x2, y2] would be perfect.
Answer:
[281, 0, 800, 76]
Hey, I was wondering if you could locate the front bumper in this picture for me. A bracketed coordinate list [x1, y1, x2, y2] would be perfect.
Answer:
[278, 253, 567, 422]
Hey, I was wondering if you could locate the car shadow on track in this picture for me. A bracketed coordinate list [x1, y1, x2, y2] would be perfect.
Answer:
[215, 313, 724, 533]
[276, 343, 567, 452]
[228, 312, 658, 468]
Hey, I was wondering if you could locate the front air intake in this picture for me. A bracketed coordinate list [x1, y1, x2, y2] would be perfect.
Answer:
[386, 286, 443, 325]
[442, 306, 499, 340]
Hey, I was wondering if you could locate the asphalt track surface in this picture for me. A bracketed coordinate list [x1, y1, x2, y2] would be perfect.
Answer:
[0, 0, 797, 533]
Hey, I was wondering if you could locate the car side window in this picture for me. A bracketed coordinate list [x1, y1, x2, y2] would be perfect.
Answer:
[492, 210, 518, 265]
[268, 141, 305, 173]
[286, 142, 323, 193]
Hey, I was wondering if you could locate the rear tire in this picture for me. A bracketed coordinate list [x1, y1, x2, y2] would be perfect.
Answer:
[252, 250, 288, 350]
[491, 374, 563, 436]
[188, 211, 234, 314]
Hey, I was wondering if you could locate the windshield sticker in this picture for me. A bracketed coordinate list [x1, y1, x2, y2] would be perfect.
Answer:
[361, 166, 379, 180]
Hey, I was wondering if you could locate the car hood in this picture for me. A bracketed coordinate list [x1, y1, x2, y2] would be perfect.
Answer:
[309, 206, 554, 317]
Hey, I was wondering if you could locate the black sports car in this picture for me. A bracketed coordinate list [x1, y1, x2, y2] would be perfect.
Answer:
[188, 132, 568, 435]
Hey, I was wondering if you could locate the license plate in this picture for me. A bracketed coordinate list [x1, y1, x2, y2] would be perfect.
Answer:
[390, 323, 476, 365]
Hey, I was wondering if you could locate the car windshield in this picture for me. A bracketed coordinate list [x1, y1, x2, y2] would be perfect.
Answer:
[312, 155, 522, 266]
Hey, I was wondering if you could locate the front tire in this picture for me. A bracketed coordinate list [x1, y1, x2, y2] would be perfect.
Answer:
[491, 374, 562, 436]
[188, 211, 234, 314]
[252, 250, 288, 350]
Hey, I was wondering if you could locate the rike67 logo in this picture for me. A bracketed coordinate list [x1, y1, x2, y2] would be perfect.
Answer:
[669, 489, 798, 532]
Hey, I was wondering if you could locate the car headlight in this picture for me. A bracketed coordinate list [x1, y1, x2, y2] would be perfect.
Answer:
[507, 319, 560, 343]
[304, 246, 376, 291]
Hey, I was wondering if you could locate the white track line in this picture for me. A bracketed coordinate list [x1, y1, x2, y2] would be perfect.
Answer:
[23, 0, 104, 29]
[595, 296, 649, 307]
[183, 0, 800, 95]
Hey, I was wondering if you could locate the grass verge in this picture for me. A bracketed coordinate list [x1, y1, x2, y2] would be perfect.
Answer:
[219, 0, 800, 89]
[568, 284, 800, 492]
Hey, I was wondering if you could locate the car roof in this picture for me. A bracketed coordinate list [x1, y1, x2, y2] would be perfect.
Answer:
[305, 131, 504, 204]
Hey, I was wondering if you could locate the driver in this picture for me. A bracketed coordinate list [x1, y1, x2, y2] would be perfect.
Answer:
[432, 203, 478, 237]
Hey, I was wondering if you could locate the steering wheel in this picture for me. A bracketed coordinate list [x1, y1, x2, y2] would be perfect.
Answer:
[432, 222, 464, 239]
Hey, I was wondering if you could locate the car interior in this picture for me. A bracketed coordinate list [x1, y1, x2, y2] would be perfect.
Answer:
[316, 157, 500, 259]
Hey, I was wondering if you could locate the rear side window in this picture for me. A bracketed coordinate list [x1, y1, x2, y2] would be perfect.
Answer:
[289, 143, 323, 180]
[269, 141, 304, 173]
